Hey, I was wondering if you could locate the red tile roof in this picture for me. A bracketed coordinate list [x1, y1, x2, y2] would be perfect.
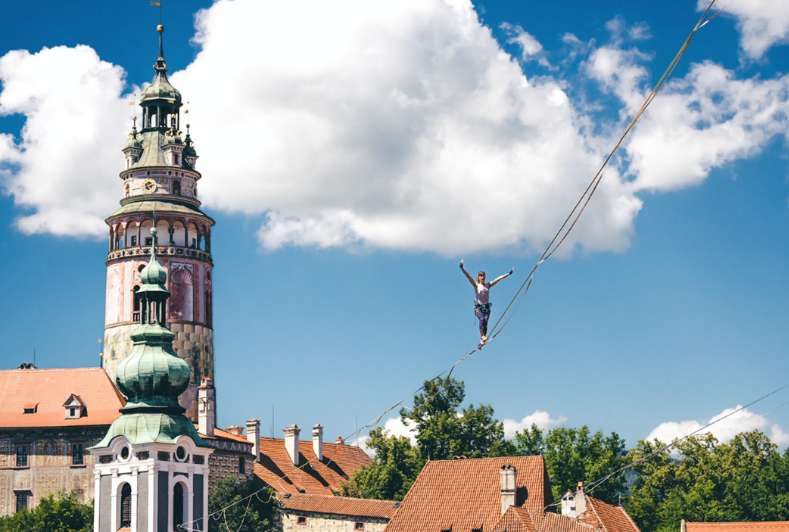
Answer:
[584, 496, 641, 532]
[194, 425, 254, 446]
[281, 493, 399, 519]
[533, 512, 597, 532]
[493, 506, 539, 532]
[686, 524, 789, 532]
[253, 437, 371, 495]
[0, 367, 125, 428]
[384, 456, 554, 532]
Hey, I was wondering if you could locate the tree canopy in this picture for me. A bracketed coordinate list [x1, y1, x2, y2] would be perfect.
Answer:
[0, 491, 92, 532]
[207, 477, 278, 532]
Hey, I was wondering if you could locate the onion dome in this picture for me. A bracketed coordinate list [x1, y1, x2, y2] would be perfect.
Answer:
[138, 228, 167, 285]
[140, 25, 182, 106]
[183, 125, 197, 156]
[125, 120, 142, 149]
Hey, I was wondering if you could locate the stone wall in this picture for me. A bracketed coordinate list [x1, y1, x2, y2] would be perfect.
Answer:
[0, 427, 107, 517]
[207, 449, 254, 491]
[282, 511, 389, 532]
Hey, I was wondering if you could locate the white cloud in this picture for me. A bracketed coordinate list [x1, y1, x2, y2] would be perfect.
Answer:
[698, 0, 789, 60]
[0, 46, 131, 236]
[646, 406, 789, 450]
[586, 45, 789, 193]
[502, 410, 568, 439]
[0, 4, 787, 255]
[358, 417, 417, 456]
[501, 23, 549, 67]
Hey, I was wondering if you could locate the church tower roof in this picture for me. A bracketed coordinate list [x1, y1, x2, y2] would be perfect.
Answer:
[139, 25, 182, 106]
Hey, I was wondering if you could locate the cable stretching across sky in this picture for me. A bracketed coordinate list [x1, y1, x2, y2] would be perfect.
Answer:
[343, 0, 729, 446]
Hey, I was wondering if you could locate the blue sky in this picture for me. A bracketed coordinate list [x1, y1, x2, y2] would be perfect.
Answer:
[1, 0, 788, 450]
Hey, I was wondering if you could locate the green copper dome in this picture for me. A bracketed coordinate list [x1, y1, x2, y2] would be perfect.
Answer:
[140, 26, 182, 106]
[139, 228, 168, 286]
[125, 123, 142, 149]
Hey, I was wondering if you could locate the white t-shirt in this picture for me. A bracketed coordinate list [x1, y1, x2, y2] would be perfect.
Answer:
[475, 282, 491, 305]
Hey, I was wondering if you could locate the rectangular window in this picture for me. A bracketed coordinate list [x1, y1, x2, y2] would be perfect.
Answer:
[239, 457, 245, 474]
[297, 516, 307, 526]
[72, 444, 84, 466]
[145, 237, 153, 246]
[131, 236, 137, 246]
[15, 492, 29, 513]
[16, 446, 28, 467]
[69, 407, 76, 417]
[355, 522, 366, 531]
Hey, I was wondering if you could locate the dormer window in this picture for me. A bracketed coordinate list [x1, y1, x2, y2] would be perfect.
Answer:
[23, 404, 37, 414]
[63, 394, 86, 419]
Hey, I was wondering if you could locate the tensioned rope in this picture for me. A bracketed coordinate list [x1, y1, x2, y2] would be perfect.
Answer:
[340, 0, 725, 447]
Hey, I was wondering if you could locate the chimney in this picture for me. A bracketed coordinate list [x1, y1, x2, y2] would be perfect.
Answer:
[681, 520, 687, 532]
[575, 481, 587, 517]
[335, 436, 345, 445]
[500, 465, 517, 515]
[246, 419, 261, 462]
[313, 424, 324, 461]
[197, 377, 215, 437]
[224, 425, 244, 436]
[283, 424, 301, 466]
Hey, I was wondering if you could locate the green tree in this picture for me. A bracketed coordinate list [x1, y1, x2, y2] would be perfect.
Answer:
[514, 424, 628, 504]
[341, 377, 515, 500]
[0, 491, 93, 532]
[401, 376, 516, 461]
[625, 430, 789, 532]
[207, 477, 278, 532]
[339, 427, 423, 501]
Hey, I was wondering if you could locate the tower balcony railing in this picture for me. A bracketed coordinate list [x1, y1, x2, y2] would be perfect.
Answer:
[107, 245, 212, 264]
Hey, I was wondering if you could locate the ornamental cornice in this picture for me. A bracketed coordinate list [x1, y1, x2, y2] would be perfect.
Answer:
[119, 167, 202, 181]
[106, 246, 213, 266]
[119, 194, 202, 209]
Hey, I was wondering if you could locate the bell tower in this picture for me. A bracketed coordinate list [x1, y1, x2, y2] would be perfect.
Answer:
[104, 25, 215, 423]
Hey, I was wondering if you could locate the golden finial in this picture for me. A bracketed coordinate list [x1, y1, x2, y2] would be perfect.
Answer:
[157, 25, 164, 33]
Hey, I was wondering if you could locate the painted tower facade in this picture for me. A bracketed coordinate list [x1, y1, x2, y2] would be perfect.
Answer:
[104, 26, 215, 423]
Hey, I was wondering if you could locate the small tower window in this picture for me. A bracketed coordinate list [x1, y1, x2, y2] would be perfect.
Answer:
[173, 153, 179, 166]
[120, 483, 132, 528]
[239, 457, 245, 474]
[173, 180, 181, 196]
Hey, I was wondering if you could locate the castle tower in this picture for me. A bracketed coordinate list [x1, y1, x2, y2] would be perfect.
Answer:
[104, 25, 215, 422]
[91, 228, 212, 532]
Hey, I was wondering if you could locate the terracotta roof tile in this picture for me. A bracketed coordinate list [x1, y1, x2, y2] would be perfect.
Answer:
[385, 456, 554, 532]
[584, 496, 641, 532]
[281, 493, 398, 519]
[253, 437, 371, 495]
[194, 425, 254, 446]
[532, 512, 597, 532]
[493, 506, 539, 532]
[686, 524, 789, 532]
[0, 368, 125, 428]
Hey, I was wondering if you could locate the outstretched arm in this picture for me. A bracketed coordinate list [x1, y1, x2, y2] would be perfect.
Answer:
[489, 267, 514, 287]
[459, 260, 477, 288]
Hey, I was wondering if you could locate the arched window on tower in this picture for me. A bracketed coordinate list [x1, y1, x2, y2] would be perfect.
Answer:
[173, 483, 185, 531]
[173, 180, 180, 196]
[120, 483, 132, 528]
[125, 183, 130, 198]
[133, 285, 141, 323]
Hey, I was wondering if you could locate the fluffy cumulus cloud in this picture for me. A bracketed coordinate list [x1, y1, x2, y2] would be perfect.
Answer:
[502, 410, 567, 439]
[0, 46, 131, 235]
[646, 406, 789, 450]
[700, 0, 789, 59]
[1, 0, 788, 253]
[358, 417, 417, 456]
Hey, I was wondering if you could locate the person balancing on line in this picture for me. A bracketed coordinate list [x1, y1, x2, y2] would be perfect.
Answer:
[459, 260, 514, 348]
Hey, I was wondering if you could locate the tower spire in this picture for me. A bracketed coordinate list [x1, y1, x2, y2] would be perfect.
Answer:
[155, 24, 167, 73]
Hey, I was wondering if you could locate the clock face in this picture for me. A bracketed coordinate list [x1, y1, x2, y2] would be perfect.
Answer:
[142, 178, 157, 194]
